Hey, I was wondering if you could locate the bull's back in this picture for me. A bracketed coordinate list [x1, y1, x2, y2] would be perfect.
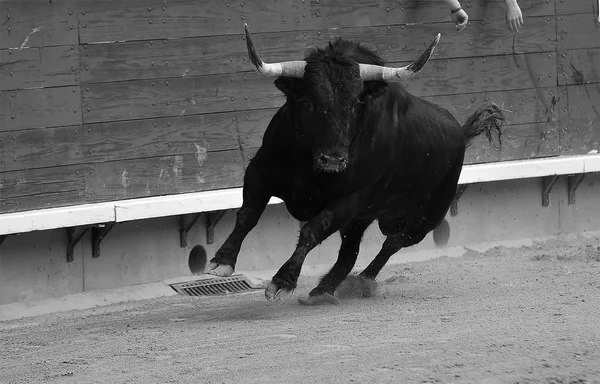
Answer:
[364, 86, 466, 208]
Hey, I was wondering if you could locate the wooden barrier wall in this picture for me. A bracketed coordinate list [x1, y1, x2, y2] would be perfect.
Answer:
[0, 0, 598, 214]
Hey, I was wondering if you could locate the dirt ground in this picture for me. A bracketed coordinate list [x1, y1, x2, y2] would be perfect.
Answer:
[1, 235, 599, 384]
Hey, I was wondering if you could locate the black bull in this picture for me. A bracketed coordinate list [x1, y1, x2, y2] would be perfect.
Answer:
[205, 25, 504, 305]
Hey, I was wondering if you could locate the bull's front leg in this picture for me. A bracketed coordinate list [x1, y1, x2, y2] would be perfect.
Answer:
[265, 192, 363, 303]
[206, 163, 272, 277]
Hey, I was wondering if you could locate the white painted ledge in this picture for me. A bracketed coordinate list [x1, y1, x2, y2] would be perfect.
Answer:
[0, 202, 116, 237]
[1, 154, 599, 236]
[458, 153, 600, 184]
[114, 190, 283, 223]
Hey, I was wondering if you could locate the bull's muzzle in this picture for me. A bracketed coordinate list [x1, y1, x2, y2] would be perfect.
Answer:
[315, 150, 348, 173]
[244, 23, 441, 82]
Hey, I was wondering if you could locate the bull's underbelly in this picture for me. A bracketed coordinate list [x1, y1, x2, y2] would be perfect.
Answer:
[277, 189, 329, 222]
[273, 176, 341, 222]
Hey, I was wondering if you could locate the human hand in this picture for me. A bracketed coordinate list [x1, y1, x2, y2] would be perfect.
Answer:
[451, 8, 469, 32]
[506, 3, 523, 33]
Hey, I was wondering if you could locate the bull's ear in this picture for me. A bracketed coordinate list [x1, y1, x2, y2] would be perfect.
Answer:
[361, 80, 387, 101]
[274, 77, 300, 99]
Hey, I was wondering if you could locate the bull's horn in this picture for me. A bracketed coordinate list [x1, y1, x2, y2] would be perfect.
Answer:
[244, 23, 306, 78]
[359, 33, 441, 82]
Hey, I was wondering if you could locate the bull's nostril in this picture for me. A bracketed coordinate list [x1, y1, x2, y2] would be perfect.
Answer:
[318, 154, 330, 165]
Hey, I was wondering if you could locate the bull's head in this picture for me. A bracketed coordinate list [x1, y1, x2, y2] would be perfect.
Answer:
[244, 24, 440, 173]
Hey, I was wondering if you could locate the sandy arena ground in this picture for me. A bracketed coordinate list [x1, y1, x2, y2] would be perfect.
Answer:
[1, 235, 599, 384]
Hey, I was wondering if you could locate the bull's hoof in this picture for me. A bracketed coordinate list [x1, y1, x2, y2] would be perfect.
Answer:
[298, 293, 339, 306]
[265, 280, 295, 304]
[335, 275, 377, 298]
[205, 262, 234, 277]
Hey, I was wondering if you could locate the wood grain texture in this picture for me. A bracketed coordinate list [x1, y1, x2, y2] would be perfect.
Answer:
[0, 45, 80, 90]
[76, 0, 554, 45]
[0, 150, 245, 214]
[237, 87, 560, 158]
[242, 120, 559, 167]
[81, 74, 284, 123]
[557, 84, 600, 155]
[558, 48, 600, 86]
[238, 108, 279, 150]
[78, 0, 311, 43]
[0, 86, 82, 131]
[425, 88, 560, 126]
[311, 0, 553, 29]
[556, 0, 598, 15]
[401, 52, 557, 97]
[80, 16, 554, 84]
[311, 16, 556, 63]
[558, 14, 600, 51]
[81, 51, 556, 124]
[81, 30, 310, 82]
[0, 112, 242, 173]
[0, 0, 79, 49]
[464, 122, 559, 164]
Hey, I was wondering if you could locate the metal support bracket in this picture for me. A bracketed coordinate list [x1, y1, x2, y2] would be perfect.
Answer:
[542, 175, 560, 207]
[91, 223, 116, 258]
[66, 226, 90, 263]
[206, 210, 226, 245]
[450, 184, 470, 216]
[567, 174, 585, 205]
[179, 213, 202, 248]
[0, 235, 7, 247]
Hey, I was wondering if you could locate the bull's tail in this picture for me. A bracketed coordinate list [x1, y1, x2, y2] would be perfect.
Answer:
[462, 102, 504, 150]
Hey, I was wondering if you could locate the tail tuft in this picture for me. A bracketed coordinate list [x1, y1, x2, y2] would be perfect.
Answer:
[462, 102, 505, 150]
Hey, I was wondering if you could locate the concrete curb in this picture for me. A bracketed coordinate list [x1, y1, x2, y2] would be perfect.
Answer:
[1, 230, 598, 322]
[0, 281, 178, 322]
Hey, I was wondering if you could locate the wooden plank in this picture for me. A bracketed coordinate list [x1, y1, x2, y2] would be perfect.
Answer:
[464, 122, 560, 164]
[237, 88, 560, 158]
[0, 0, 79, 49]
[311, 0, 554, 29]
[558, 48, 600, 86]
[81, 30, 310, 82]
[82, 74, 284, 123]
[0, 86, 82, 131]
[81, 15, 554, 84]
[238, 108, 278, 150]
[400, 52, 557, 97]
[78, 0, 553, 44]
[558, 85, 600, 156]
[0, 112, 242, 172]
[0, 150, 246, 214]
[425, 88, 560, 126]
[556, 0, 598, 15]
[83, 52, 556, 124]
[78, 0, 311, 43]
[243, 120, 560, 167]
[311, 16, 556, 63]
[0, 45, 80, 90]
[558, 14, 600, 51]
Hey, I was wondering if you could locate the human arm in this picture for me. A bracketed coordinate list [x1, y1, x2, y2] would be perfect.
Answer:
[505, 0, 523, 33]
[441, 0, 469, 32]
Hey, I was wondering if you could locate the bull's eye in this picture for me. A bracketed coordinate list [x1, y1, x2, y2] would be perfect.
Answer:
[301, 100, 314, 113]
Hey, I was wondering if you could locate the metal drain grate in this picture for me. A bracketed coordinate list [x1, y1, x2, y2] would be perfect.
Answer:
[170, 274, 256, 296]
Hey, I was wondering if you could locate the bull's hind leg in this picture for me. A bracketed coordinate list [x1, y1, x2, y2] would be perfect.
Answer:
[298, 218, 373, 306]
[206, 158, 272, 276]
[336, 233, 408, 298]
[340, 168, 462, 296]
